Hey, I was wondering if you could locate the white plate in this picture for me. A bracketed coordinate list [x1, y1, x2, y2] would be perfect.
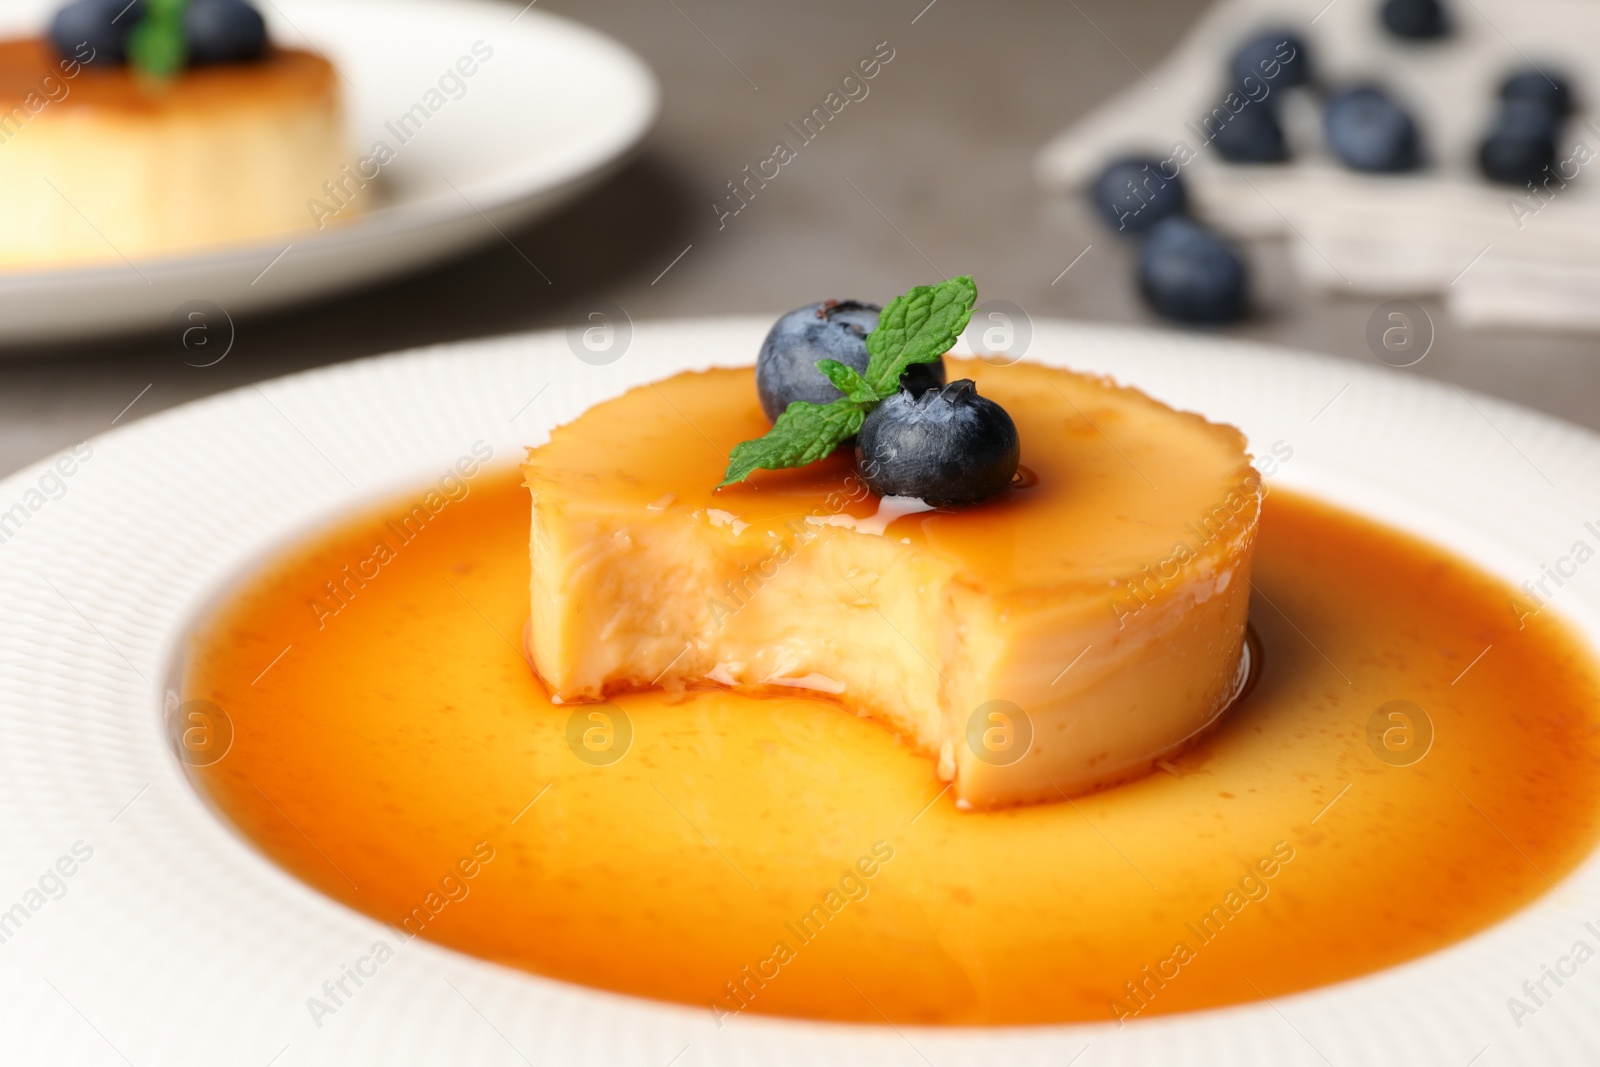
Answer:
[3, 320, 1600, 1065]
[0, 0, 656, 345]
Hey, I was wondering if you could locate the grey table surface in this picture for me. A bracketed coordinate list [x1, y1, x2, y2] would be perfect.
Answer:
[1, 0, 1595, 478]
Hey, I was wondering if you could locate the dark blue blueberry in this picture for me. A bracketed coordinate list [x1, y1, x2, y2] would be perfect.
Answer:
[1324, 86, 1422, 172]
[856, 380, 1019, 507]
[1136, 217, 1248, 324]
[49, 0, 144, 64]
[1479, 100, 1558, 185]
[1501, 69, 1574, 119]
[755, 301, 947, 422]
[1089, 156, 1187, 236]
[1380, 0, 1450, 40]
[1229, 30, 1311, 93]
[897, 361, 947, 398]
[1212, 104, 1289, 163]
[185, 0, 268, 65]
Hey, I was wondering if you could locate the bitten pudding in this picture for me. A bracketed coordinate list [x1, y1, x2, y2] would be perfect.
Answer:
[524, 280, 1262, 808]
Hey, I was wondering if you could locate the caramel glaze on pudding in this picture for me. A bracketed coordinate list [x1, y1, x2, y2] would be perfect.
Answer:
[525, 360, 1261, 809]
[178, 467, 1600, 1025]
[0, 38, 352, 268]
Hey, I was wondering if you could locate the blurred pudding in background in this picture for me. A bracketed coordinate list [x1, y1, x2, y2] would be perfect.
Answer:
[0, 0, 358, 270]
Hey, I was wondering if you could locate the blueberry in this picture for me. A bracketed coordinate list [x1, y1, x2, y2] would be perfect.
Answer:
[1212, 104, 1289, 163]
[1324, 86, 1422, 172]
[1380, 0, 1450, 40]
[1479, 100, 1558, 185]
[185, 0, 267, 65]
[754, 301, 947, 422]
[1089, 156, 1187, 236]
[49, 0, 144, 64]
[1136, 217, 1248, 324]
[897, 361, 947, 398]
[1228, 30, 1311, 93]
[1501, 69, 1574, 119]
[855, 380, 1019, 508]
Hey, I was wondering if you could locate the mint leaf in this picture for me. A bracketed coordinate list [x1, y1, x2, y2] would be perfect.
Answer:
[720, 397, 868, 487]
[863, 275, 978, 396]
[815, 359, 877, 404]
[128, 0, 189, 78]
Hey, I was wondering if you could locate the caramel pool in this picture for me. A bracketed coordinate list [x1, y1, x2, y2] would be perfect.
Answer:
[177, 469, 1600, 1025]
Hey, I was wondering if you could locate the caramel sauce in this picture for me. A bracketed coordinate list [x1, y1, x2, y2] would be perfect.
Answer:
[0, 38, 334, 114]
[178, 470, 1600, 1025]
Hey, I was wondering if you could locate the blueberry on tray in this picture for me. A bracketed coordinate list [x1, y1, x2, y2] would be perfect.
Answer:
[1213, 104, 1290, 164]
[1137, 217, 1248, 324]
[1229, 30, 1312, 93]
[1325, 86, 1423, 173]
[1500, 68, 1574, 119]
[1479, 99, 1559, 185]
[1089, 156, 1187, 236]
[1380, 0, 1450, 41]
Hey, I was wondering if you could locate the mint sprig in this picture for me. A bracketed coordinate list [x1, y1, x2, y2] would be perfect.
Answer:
[719, 276, 977, 488]
[862, 275, 978, 395]
[721, 397, 869, 487]
[128, 0, 189, 79]
[815, 359, 877, 403]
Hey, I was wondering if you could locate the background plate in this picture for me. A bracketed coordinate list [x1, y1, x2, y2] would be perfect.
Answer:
[1, 320, 1599, 1065]
[0, 0, 657, 344]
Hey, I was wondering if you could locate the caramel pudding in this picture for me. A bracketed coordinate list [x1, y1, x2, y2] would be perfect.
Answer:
[178, 467, 1600, 1025]
[0, 38, 352, 268]
[525, 360, 1262, 809]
